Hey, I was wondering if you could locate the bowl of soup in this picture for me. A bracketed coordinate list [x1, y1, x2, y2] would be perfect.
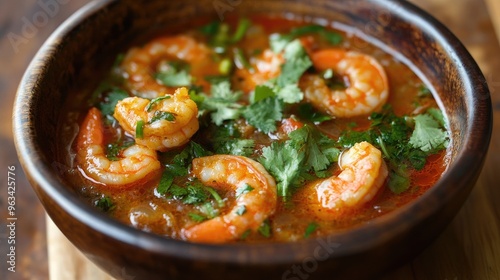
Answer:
[13, 0, 492, 279]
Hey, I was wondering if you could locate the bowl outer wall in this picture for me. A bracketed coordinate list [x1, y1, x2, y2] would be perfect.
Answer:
[12, 0, 492, 279]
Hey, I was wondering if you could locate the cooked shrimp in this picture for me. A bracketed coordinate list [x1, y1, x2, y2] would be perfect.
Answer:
[301, 49, 389, 117]
[113, 87, 199, 152]
[233, 49, 283, 93]
[297, 142, 388, 219]
[121, 35, 219, 98]
[75, 107, 161, 187]
[183, 155, 277, 243]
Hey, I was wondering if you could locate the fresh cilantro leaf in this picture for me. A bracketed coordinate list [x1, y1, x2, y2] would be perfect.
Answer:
[426, 107, 447, 128]
[148, 111, 176, 124]
[95, 196, 115, 212]
[156, 69, 191, 87]
[269, 33, 291, 54]
[157, 171, 175, 195]
[259, 141, 305, 197]
[298, 103, 332, 124]
[289, 125, 339, 172]
[202, 81, 243, 125]
[304, 222, 319, 238]
[258, 220, 271, 238]
[163, 141, 210, 180]
[98, 88, 129, 116]
[275, 84, 303, 104]
[243, 96, 283, 133]
[388, 165, 411, 194]
[146, 96, 171, 112]
[236, 184, 254, 198]
[205, 187, 224, 208]
[259, 125, 338, 197]
[409, 114, 449, 152]
[215, 139, 255, 157]
[106, 140, 134, 161]
[181, 184, 209, 205]
[417, 85, 432, 97]
[251, 85, 275, 103]
[276, 39, 312, 87]
[199, 202, 218, 219]
[270, 25, 342, 53]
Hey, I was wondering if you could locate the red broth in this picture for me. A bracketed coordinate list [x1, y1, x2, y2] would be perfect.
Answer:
[59, 15, 449, 243]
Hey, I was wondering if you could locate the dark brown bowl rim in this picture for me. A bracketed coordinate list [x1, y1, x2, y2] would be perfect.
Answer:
[13, 0, 492, 265]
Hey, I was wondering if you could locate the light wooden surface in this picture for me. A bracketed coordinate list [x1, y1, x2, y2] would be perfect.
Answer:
[1, 0, 499, 279]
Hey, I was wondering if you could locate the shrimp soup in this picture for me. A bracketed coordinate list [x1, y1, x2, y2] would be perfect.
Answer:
[60, 15, 450, 243]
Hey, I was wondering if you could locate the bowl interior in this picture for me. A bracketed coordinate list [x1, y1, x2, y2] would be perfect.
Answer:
[13, 0, 492, 278]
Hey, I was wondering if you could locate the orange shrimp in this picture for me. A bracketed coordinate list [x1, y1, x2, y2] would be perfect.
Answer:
[75, 107, 161, 187]
[233, 49, 284, 93]
[301, 49, 389, 117]
[121, 35, 219, 98]
[113, 87, 199, 152]
[296, 142, 388, 220]
[183, 155, 277, 243]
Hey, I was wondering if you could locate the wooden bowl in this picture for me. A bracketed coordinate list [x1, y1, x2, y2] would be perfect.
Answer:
[13, 0, 492, 279]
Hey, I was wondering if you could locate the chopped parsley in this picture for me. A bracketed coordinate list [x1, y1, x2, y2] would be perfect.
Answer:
[95, 196, 115, 212]
[304, 222, 319, 238]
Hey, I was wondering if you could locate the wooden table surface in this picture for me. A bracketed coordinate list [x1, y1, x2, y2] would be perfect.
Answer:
[1, 0, 499, 279]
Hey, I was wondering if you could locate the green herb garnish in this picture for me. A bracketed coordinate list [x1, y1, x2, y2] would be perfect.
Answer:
[304, 222, 319, 238]
[135, 119, 145, 139]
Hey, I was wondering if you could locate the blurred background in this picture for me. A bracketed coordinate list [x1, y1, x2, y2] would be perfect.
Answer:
[1, 0, 499, 279]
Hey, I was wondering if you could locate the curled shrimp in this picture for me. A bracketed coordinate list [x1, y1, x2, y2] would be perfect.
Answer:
[75, 107, 161, 187]
[121, 35, 219, 98]
[297, 142, 388, 219]
[183, 155, 277, 243]
[113, 87, 199, 152]
[301, 49, 389, 117]
[233, 49, 283, 93]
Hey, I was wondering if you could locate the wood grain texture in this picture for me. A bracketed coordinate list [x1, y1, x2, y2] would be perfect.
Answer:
[1, 0, 499, 279]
